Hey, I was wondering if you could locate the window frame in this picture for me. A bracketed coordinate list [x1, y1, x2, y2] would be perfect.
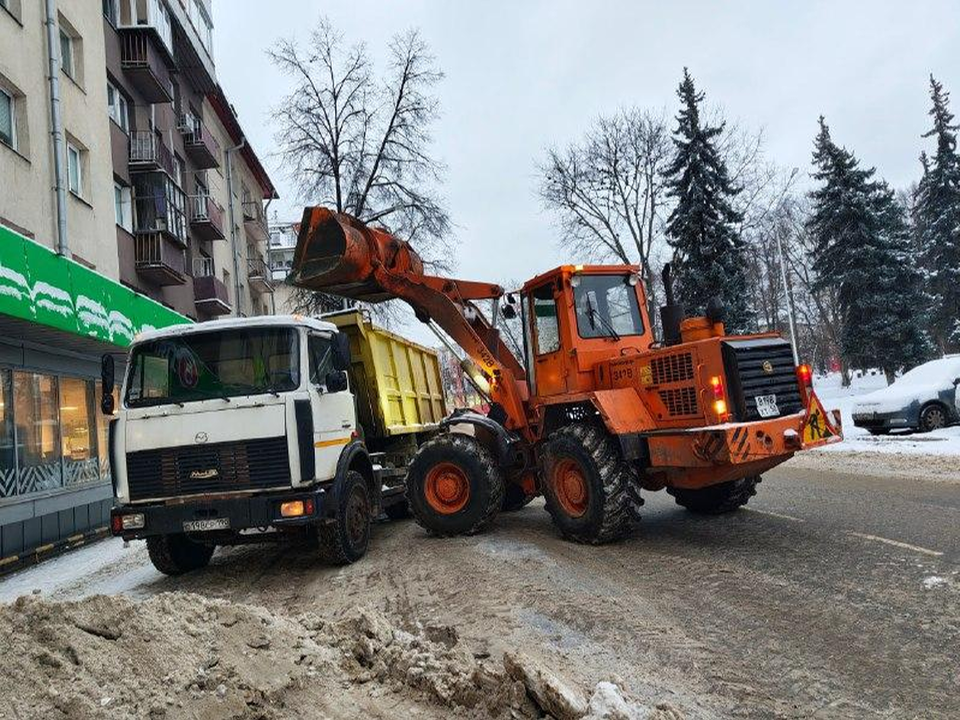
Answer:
[530, 283, 561, 356]
[0, 86, 15, 150]
[114, 181, 132, 231]
[59, 28, 74, 80]
[66, 142, 83, 197]
[107, 80, 129, 132]
[572, 274, 646, 340]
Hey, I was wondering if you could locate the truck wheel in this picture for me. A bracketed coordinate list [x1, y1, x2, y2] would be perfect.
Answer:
[146, 534, 215, 576]
[406, 433, 504, 536]
[318, 470, 372, 565]
[540, 424, 633, 545]
[667, 475, 760, 514]
[501, 482, 536, 512]
[919, 403, 947, 432]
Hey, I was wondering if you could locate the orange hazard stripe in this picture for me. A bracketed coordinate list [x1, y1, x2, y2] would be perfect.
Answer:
[314, 436, 351, 448]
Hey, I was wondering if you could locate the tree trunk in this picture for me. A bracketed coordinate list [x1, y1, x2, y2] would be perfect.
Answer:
[840, 360, 851, 388]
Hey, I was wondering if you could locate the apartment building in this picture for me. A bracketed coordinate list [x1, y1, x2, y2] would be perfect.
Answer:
[267, 219, 298, 313]
[0, 0, 276, 570]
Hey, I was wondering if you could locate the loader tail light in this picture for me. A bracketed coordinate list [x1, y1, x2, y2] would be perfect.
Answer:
[797, 363, 813, 405]
[709, 376, 729, 420]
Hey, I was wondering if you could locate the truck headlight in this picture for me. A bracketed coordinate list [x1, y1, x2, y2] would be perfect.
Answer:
[121, 513, 145, 530]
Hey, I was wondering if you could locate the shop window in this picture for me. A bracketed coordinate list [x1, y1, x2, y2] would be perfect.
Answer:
[13, 372, 61, 494]
[0, 371, 14, 499]
[60, 377, 99, 486]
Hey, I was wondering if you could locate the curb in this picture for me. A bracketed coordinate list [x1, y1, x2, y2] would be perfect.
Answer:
[0, 526, 110, 578]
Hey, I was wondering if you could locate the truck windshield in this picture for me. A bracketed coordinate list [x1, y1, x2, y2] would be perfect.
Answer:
[125, 327, 300, 408]
[573, 274, 645, 339]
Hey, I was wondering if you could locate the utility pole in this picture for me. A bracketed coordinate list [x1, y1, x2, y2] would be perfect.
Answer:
[775, 227, 800, 365]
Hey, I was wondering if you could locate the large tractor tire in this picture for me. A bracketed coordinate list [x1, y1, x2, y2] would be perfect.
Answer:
[667, 475, 760, 515]
[540, 423, 633, 545]
[318, 470, 372, 565]
[147, 534, 215, 576]
[406, 433, 504, 536]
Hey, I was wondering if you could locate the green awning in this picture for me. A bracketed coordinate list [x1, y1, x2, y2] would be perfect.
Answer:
[0, 224, 191, 347]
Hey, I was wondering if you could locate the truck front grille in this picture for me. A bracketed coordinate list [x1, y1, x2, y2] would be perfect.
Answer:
[722, 338, 802, 422]
[658, 387, 699, 417]
[125, 436, 291, 502]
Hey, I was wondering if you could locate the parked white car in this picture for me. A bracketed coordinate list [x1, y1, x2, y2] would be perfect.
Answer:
[851, 356, 960, 435]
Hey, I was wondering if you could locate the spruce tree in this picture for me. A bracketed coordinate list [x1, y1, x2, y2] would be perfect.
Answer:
[664, 69, 753, 333]
[915, 76, 960, 351]
[808, 118, 931, 382]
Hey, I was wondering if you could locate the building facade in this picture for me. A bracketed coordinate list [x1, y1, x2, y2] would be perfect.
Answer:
[0, 0, 277, 569]
[267, 219, 298, 313]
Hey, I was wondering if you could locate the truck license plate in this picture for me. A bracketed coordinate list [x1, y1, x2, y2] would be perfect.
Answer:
[755, 394, 779, 418]
[183, 518, 230, 532]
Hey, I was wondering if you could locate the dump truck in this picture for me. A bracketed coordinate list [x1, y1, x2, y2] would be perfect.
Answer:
[105, 312, 445, 575]
[289, 207, 843, 545]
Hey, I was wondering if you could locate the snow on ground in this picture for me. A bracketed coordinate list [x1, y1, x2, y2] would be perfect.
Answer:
[814, 370, 960, 457]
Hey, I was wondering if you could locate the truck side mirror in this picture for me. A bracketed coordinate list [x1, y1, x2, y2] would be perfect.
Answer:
[325, 370, 348, 393]
[332, 333, 351, 371]
[101, 354, 116, 415]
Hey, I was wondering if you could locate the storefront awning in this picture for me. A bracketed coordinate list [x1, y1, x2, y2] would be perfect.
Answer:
[0, 225, 191, 350]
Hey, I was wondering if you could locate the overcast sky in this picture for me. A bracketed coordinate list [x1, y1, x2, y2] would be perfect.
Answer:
[214, 1, 959, 340]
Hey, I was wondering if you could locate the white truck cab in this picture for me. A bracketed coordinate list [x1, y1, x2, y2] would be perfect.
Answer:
[106, 315, 379, 574]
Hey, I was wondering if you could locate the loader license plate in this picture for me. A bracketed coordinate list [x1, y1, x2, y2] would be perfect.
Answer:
[183, 518, 230, 532]
[755, 394, 779, 418]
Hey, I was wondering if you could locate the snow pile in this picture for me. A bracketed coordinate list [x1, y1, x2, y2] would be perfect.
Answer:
[0, 592, 676, 719]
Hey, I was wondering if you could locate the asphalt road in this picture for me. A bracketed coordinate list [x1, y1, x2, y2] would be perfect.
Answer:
[2, 453, 958, 719]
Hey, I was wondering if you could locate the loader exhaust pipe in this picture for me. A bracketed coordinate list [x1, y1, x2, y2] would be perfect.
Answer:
[289, 207, 424, 303]
[660, 263, 684, 346]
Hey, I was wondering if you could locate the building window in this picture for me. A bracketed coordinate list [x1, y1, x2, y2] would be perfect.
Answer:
[13, 372, 62, 495]
[0, 87, 14, 150]
[0, 371, 14, 499]
[107, 81, 129, 132]
[59, 15, 84, 86]
[60, 30, 74, 79]
[102, 0, 118, 25]
[59, 377, 99, 486]
[67, 142, 83, 197]
[174, 154, 185, 188]
[114, 182, 132, 231]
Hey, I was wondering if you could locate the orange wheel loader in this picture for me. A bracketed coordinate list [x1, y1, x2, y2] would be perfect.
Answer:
[289, 207, 842, 544]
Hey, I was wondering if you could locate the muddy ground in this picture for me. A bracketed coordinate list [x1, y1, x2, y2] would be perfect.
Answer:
[1, 450, 958, 719]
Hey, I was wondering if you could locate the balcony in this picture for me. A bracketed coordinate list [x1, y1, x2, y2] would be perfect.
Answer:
[132, 187, 187, 246]
[134, 233, 186, 286]
[247, 252, 273, 295]
[129, 132, 174, 176]
[188, 194, 226, 241]
[119, 31, 173, 103]
[193, 258, 231, 316]
[179, 113, 221, 169]
[242, 199, 269, 242]
[117, 0, 174, 59]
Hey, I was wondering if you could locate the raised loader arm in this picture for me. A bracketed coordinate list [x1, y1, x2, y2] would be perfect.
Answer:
[289, 207, 531, 434]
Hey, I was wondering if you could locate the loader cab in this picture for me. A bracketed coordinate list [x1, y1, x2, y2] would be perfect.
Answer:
[521, 265, 654, 397]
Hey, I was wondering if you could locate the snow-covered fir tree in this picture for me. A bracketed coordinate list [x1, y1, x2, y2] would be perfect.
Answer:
[808, 117, 932, 383]
[914, 76, 960, 352]
[663, 69, 753, 333]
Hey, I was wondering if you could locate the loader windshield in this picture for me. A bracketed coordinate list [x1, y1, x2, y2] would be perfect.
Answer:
[125, 327, 300, 408]
[573, 274, 645, 339]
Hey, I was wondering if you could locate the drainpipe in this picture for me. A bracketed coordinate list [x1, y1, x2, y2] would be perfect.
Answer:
[224, 139, 245, 317]
[265, 198, 275, 314]
[44, 0, 68, 255]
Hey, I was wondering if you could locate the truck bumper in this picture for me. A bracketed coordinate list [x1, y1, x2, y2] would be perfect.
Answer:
[642, 406, 843, 490]
[110, 487, 328, 541]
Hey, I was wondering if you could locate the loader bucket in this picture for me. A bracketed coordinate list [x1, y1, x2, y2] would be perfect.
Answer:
[288, 207, 424, 303]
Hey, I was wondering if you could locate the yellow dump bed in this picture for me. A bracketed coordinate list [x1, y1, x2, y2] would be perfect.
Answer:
[325, 310, 446, 439]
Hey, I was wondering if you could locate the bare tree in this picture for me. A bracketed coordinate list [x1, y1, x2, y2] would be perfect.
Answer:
[539, 108, 672, 319]
[270, 19, 451, 317]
